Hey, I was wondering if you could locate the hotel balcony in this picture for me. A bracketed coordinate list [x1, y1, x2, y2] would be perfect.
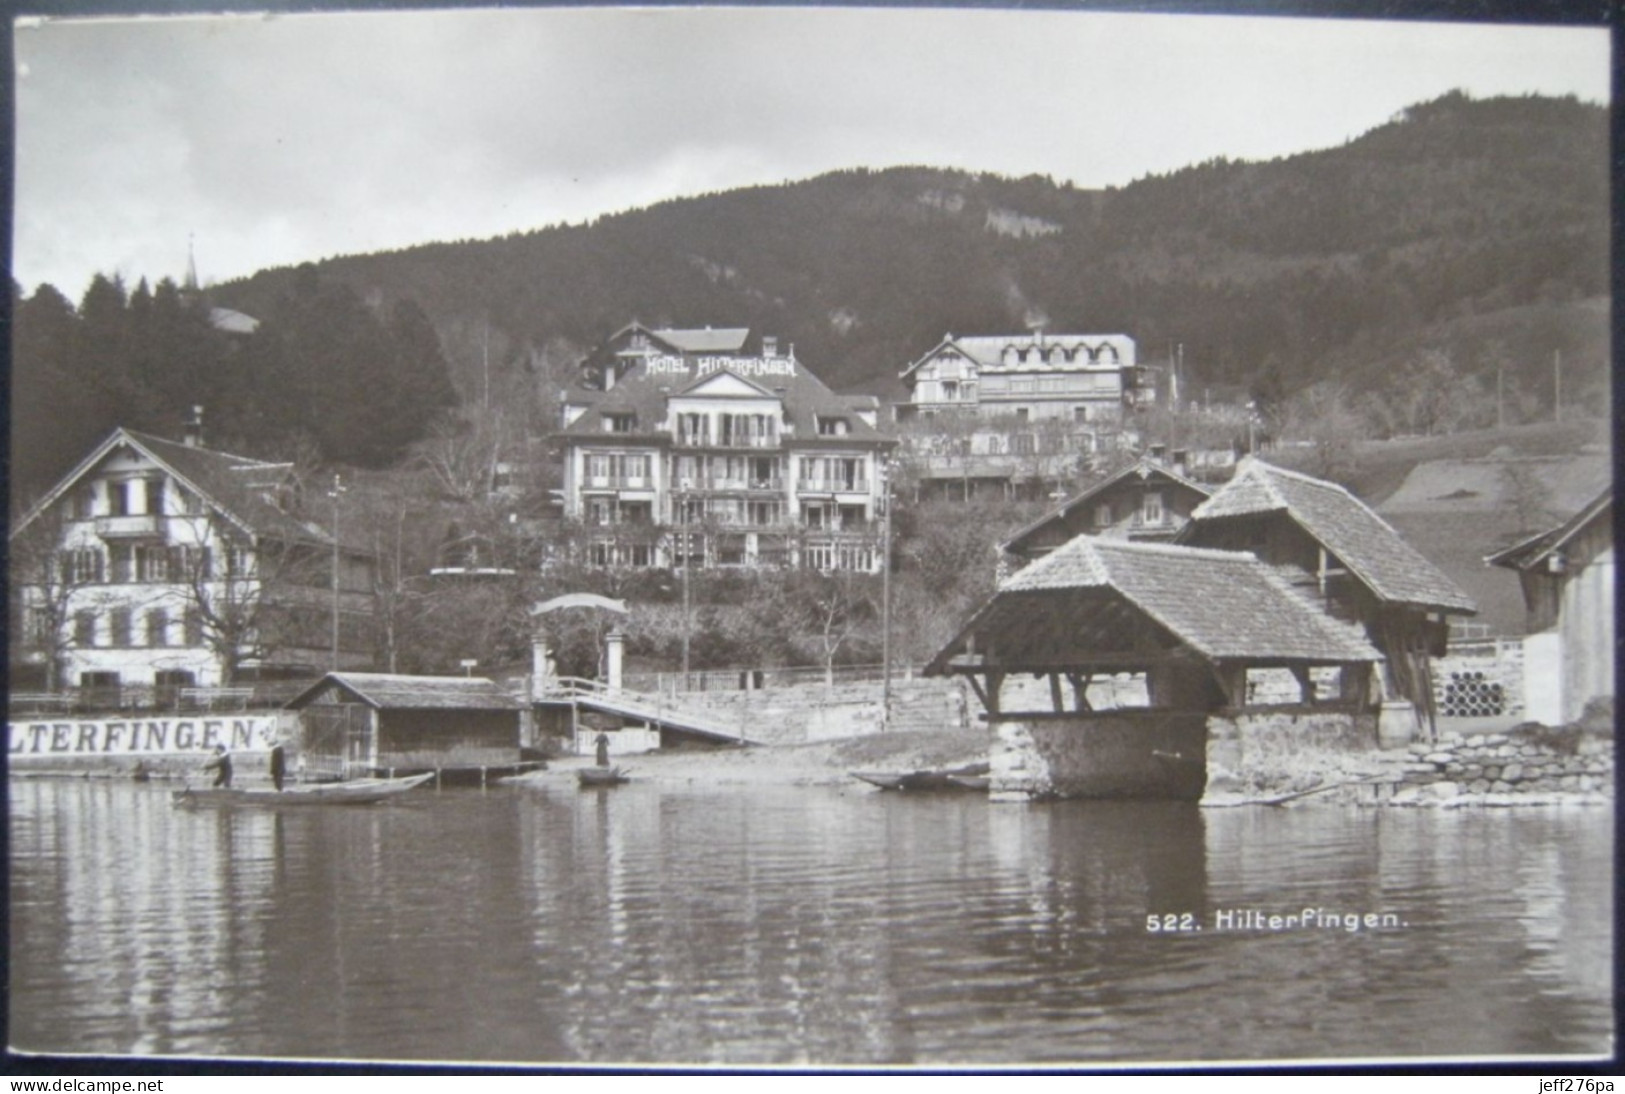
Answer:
[675, 432, 780, 449]
[795, 477, 870, 494]
[95, 514, 164, 539]
[583, 475, 654, 490]
[677, 477, 784, 493]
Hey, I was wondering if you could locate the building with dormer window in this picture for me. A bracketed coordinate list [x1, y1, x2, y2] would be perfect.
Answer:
[9, 421, 376, 703]
[556, 323, 896, 572]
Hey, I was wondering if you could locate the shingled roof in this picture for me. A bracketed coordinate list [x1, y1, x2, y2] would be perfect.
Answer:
[926, 536, 1381, 673]
[286, 672, 525, 711]
[1186, 457, 1476, 614]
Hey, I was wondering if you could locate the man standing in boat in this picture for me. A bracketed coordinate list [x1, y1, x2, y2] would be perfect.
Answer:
[595, 732, 611, 767]
[203, 743, 233, 788]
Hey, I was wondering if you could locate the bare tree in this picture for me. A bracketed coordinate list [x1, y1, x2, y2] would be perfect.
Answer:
[8, 510, 97, 692]
[170, 523, 330, 684]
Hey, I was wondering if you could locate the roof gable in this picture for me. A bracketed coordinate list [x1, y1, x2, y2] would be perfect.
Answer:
[12, 427, 329, 548]
[1002, 459, 1212, 553]
[675, 369, 779, 399]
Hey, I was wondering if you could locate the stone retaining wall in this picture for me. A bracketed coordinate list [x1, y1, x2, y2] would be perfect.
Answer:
[664, 677, 970, 745]
[1387, 727, 1613, 805]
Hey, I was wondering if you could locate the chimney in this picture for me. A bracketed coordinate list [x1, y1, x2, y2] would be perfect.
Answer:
[183, 406, 204, 448]
[763, 335, 779, 357]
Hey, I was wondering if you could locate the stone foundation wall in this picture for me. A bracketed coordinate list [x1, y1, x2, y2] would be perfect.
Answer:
[1388, 727, 1613, 804]
[990, 711, 1208, 800]
[1204, 708, 1378, 798]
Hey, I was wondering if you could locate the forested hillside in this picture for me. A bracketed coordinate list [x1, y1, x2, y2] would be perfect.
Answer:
[13, 91, 1609, 501]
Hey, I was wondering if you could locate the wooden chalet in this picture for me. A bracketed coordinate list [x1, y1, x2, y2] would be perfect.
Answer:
[1001, 457, 1212, 565]
[1177, 457, 1476, 735]
[286, 672, 528, 781]
[926, 536, 1382, 799]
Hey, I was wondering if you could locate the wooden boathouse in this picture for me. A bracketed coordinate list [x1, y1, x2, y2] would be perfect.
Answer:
[925, 536, 1383, 800]
[1177, 457, 1476, 737]
[286, 672, 528, 782]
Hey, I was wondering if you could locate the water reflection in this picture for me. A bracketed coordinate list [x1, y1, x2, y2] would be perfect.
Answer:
[8, 780, 1612, 1066]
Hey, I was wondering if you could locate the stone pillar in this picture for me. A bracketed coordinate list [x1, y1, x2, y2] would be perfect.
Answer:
[605, 631, 625, 692]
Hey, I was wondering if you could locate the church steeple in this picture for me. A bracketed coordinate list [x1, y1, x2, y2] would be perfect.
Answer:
[184, 233, 200, 293]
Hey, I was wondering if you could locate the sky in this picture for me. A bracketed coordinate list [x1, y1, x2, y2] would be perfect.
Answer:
[12, 4, 1613, 298]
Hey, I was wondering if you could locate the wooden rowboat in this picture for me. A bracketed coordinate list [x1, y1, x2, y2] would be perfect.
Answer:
[850, 761, 990, 792]
[172, 771, 435, 807]
[577, 766, 631, 787]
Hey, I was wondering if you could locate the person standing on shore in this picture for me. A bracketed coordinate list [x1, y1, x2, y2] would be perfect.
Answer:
[269, 742, 287, 791]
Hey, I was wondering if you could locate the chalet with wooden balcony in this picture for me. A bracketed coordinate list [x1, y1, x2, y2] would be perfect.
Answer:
[9, 423, 376, 704]
[556, 323, 896, 572]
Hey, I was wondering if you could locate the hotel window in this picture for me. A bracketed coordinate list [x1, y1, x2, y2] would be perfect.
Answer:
[941, 381, 959, 401]
[74, 610, 97, 647]
[144, 479, 165, 515]
[146, 608, 170, 647]
[1094, 503, 1113, 529]
[109, 481, 132, 517]
[73, 486, 96, 519]
[184, 609, 204, 647]
[816, 416, 849, 436]
[603, 413, 636, 433]
[111, 608, 133, 647]
[678, 413, 708, 444]
[1142, 492, 1164, 525]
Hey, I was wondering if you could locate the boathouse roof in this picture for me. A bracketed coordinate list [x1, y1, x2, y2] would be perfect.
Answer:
[926, 536, 1381, 675]
[1184, 457, 1476, 614]
[285, 672, 526, 711]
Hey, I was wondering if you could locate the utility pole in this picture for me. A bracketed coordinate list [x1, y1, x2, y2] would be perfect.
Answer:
[1554, 349, 1563, 423]
[327, 473, 347, 672]
[678, 491, 690, 687]
[880, 459, 893, 730]
[1497, 363, 1505, 430]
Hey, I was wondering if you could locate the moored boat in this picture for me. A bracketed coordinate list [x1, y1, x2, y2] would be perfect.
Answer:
[171, 771, 436, 807]
[850, 761, 990, 792]
[577, 766, 631, 787]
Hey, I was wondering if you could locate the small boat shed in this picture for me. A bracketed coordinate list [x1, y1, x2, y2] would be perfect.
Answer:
[925, 536, 1383, 800]
[286, 672, 528, 781]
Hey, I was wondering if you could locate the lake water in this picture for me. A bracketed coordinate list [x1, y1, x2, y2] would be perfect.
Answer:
[8, 778, 1614, 1067]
